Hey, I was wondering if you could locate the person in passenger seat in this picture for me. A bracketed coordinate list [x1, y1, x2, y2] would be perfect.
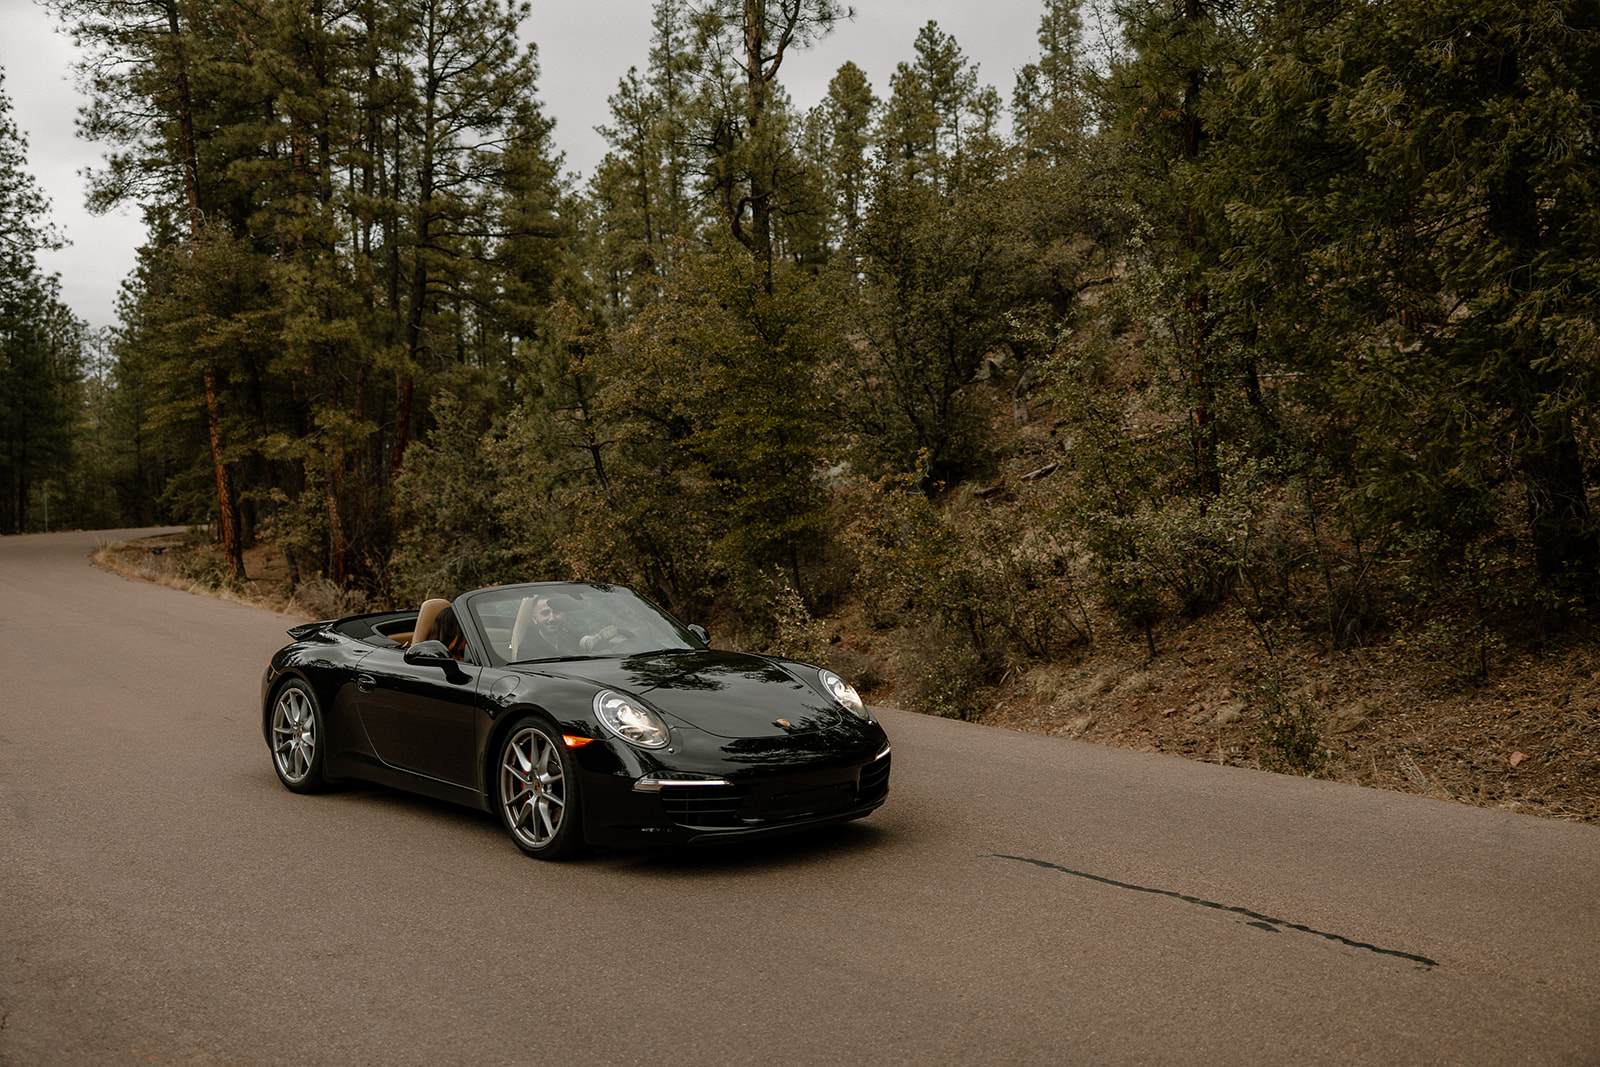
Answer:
[433, 606, 467, 658]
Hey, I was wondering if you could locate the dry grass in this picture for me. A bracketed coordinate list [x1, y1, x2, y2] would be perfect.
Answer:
[93, 533, 313, 617]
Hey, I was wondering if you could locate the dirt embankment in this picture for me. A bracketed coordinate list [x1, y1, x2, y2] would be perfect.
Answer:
[812, 598, 1599, 825]
[972, 613, 1600, 824]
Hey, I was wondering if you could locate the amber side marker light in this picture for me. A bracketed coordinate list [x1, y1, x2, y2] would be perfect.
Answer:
[563, 735, 597, 748]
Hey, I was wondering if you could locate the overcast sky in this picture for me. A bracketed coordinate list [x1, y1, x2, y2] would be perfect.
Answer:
[2, 0, 1057, 333]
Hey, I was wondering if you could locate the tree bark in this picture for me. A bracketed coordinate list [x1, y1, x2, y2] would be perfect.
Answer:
[203, 367, 244, 580]
[1181, 0, 1218, 500]
[164, 0, 244, 580]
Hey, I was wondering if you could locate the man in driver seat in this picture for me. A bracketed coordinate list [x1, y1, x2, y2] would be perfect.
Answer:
[516, 596, 619, 658]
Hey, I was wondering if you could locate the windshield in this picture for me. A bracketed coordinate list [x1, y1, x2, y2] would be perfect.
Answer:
[464, 583, 704, 665]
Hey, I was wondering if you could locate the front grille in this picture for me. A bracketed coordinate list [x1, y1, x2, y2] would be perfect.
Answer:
[659, 784, 746, 828]
[659, 753, 889, 831]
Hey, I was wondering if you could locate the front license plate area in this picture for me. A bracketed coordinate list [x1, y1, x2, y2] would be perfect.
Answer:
[742, 768, 860, 822]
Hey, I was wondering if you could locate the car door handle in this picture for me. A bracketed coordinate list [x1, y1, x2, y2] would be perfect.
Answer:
[356, 673, 376, 692]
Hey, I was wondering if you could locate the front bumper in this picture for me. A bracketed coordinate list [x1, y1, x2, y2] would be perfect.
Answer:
[577, 740, 891, 850]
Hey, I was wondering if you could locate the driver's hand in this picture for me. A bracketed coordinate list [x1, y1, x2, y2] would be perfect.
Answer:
[580, 625, 619, 652]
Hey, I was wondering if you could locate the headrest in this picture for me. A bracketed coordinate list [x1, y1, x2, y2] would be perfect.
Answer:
[413, 598, 451, 645]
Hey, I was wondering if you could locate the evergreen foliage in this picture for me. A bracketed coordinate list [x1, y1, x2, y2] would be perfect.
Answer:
[0, 70, 85, 535]
[25, 0, 1600, 695]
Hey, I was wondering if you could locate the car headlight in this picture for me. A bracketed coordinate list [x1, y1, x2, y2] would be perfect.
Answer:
[593, 690, 670, 748]
[819, 669, 871, 721]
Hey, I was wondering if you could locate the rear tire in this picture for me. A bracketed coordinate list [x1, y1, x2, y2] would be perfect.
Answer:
[495, 716, 585, 860]
[270, 679, 329, 794]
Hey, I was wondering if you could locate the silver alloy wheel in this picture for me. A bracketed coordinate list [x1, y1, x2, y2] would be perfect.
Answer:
[272, 685, 317, 783]
[500, 725, 566, 849]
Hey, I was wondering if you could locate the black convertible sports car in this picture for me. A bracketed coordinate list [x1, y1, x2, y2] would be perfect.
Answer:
[261, 581, 890, 859]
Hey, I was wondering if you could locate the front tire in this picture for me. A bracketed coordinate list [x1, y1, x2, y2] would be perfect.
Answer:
[496, 716, 584, 860]
[270, 678, 329, 793]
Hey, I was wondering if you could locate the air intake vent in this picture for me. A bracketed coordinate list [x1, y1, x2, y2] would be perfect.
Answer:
[660, 784, 746, 828]
[859, 753, 891, 802]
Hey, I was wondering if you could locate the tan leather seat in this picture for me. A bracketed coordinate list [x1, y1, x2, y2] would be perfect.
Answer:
[409, 598, 451, 647]
[508, 596, 537, 660]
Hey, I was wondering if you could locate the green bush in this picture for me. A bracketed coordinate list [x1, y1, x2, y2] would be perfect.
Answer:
[747, 571, 831, 665]
[902, 633, 988, 721]
[841, 477, 1092, 721]
[1254, 682, 1327, 777]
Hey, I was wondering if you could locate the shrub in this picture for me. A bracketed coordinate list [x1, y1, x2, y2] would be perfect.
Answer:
[902, 633, 988, 721]
[845, 479, 1088, 669]
[1254, 681, 1327, 776]
[747, 571, 831, 665]
[290, 578, 370, 621]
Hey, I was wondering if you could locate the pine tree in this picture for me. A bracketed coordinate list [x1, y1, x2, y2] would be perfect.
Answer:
[390, 0, 544, 475]
[1097, 0, 1256, 500]
[599, 239, 840, 603]
[52, 0, 254, 572]
[0, 69, 82, 535]
[1013, 0, 1088, 158]
[53, 0, 564, 584]
[877, 21, 1003, 193]
[1218, 0, 1600, 606]
[810, 61, 875, 260]
[592, 67, 674, 311]
[686, 0, 849, 285]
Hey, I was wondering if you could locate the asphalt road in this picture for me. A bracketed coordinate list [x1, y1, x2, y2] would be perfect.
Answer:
[2, 528, 1597, 1065]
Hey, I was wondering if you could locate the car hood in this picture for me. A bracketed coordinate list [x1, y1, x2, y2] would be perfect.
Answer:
[527, 649, 849, 739]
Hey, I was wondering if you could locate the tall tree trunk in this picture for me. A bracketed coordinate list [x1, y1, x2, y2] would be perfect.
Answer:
[1181, 0, 1217, 500]
[394, 204, 427, 477]
[1523, 414, 1596, 597]
[743, 0, 773, 286]
[394, 14, 439, 479]
[1487, 50, 1598, 600]
[325, 465, 347, 582]
[165, 0, 244, 580]
[203, 367, 243, 579]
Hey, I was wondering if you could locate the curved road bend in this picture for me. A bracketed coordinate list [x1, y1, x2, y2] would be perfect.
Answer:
[1, 528, 1597, 1065]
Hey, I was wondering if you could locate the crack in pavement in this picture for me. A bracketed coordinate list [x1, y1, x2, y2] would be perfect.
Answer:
[989, 853, 1439, 969]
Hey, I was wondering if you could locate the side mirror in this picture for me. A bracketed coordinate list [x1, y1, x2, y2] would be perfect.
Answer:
[404, 639, 454, 666]
[688, 623, 709, 644]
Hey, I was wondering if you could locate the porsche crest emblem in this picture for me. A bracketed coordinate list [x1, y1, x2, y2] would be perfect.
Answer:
[774, 718, 792, 728]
